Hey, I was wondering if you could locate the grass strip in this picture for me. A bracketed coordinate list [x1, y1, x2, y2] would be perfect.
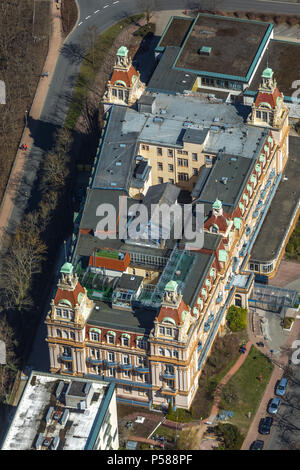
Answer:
[65, 14, 143, 130]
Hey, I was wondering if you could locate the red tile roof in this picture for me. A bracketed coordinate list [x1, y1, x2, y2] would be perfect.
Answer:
[88, 252, 130, 271]
[204, 212, 230, 233]
[254, 87, 281, 109]
[54, 282, 85, 308]
[157, 298, 189, 325]
[110, 64, 138, 88]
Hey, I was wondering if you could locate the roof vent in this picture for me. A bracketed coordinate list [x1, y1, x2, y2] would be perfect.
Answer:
[221, 177, 228, 185]
[198, 46, 212, 56]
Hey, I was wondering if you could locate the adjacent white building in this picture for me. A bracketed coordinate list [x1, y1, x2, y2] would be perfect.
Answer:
[1, 371, 119, 451]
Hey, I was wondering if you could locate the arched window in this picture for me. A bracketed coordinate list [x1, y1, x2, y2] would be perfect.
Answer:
[158, 347, 164, 356]
[62, 330, 69, 339]
[165, 349, 171, 357]
[56, 329, 62, 338]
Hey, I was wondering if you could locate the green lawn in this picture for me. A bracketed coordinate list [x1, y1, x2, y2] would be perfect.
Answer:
[220, 345, 274, 435]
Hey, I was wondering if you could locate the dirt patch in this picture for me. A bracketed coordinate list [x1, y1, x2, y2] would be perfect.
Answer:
[61, 0, 78, 37]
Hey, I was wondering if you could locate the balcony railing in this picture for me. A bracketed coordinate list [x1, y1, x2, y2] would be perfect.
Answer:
[87, 357, 103, 365]
[162, 372, 176, 379]
[59, 354, 73, 362]
[134, 366, 149, 373]
[104, 359, 118, 367]
[119, 362, 133, 370]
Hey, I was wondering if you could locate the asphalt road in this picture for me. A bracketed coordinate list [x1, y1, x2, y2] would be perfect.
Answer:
[15, 0, 300, 367]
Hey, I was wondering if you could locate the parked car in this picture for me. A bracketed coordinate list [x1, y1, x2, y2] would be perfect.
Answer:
[259, 416, 273, 435]
[268, 397, 281, 414]
[250, 440, 264, 450]
[276, 378, 288, 397]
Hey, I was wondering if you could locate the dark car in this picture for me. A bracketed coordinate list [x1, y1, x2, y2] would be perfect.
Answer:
[250, 440, 264, 450]
[259, 416, 273, 435]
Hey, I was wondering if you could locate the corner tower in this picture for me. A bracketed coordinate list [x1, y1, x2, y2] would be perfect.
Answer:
[103, 46, 145, 106]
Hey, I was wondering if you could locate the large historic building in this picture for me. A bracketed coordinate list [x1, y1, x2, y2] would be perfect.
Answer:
[46, 9, 299, 408]
[45, 15, 295, 410]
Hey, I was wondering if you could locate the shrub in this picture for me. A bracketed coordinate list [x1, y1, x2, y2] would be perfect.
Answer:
[226, 306, 247, 332]
[215, 423, 244, 450]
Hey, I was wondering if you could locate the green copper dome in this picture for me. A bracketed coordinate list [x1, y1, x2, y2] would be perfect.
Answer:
[117, 46, 128, 57]
[212, 198, 222, 210]
[60, 262, 73, 274]
[262, 67, 273, 79]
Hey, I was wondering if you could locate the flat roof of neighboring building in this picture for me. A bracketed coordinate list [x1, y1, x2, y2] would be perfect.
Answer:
[1, 372, 112, 451]
[147, 46, 197, 94]
[158, 16, 194, 49]
[250, 136, 300, 263]
[156, 14, 272, 81]
[247, 39, 300, 98]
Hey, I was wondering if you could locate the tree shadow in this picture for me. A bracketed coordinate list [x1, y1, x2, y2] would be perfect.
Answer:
[60, 42, 92, 66]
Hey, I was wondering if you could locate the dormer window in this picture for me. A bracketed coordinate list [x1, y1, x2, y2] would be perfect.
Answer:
[90, 328, 101, 342]
[56, 308, 62, 317]
[107, 331, 116, 344]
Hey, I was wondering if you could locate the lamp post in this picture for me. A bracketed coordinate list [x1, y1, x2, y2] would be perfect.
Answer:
[25, 110, 28, 127]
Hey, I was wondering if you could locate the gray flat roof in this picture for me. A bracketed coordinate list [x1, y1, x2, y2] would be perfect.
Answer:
[88, 301, 157, 334]
[147, 46, 196, 94]
[182, 127, 209, 145]
[197, 153, 257, 211]
[79, 188, 127, 232]
[92, 106, 144, 191]
[250, 136, 300, 263]
[182, 251, 214, 305]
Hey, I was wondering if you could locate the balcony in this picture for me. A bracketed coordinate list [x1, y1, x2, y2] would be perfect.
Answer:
[269, 169, 275, 179]
[87, 357, 103, 365]
[253, 210, 259, 218]
[119, 362, 133, 370]
[162, 372, 176, 380]
[134, 366, 149, 374]
[197, 341, 202, 352]
[216, 293, 223, 304]
[256, 199, 263, 210]
[246, 226, 251, 236]
[104, 359, 118, 367]
[59, 354, 73, 362]
[204, 322, 211, 332]
[225, 275, 235, 290]
[207, 313, 214, 323]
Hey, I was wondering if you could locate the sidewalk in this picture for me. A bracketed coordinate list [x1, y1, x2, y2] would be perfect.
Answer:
[241, 318, 300, 450]
[0, 1, 64, 244]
